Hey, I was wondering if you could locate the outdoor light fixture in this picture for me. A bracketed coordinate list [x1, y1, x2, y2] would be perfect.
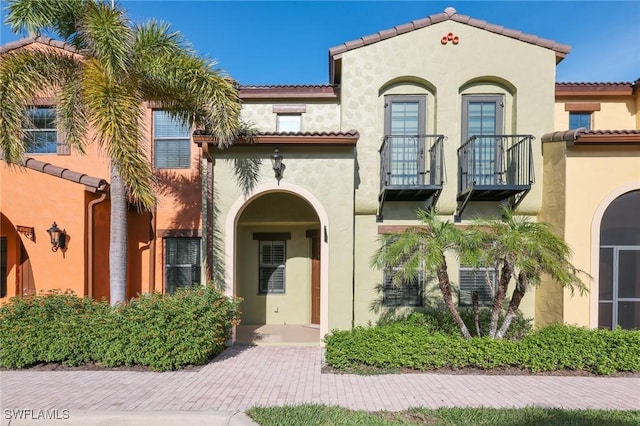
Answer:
[270, 149, 286, 184]
[46, 222, 66, 252]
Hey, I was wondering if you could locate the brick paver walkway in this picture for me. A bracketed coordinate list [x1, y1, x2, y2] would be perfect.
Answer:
[2, 346, 639, 412]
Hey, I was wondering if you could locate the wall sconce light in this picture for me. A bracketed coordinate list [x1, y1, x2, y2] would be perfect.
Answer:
[270, 149, 286, 184]
[47, 222, 66, 252]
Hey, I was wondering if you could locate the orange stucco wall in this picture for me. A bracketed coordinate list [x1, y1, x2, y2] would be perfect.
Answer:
[1, 97, 203, 303]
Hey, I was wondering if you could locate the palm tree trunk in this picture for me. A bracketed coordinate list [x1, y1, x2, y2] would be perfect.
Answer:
[109, 165, 127, 305]
[489, 261, 512, 338]
[436, 259, 471, 339]
[472, 290, 481, 336]
[496, 272, 527, 339]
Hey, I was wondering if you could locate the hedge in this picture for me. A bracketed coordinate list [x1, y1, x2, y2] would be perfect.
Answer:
[0, 287, 240, 371]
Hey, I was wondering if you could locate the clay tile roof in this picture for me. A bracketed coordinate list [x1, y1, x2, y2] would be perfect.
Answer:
[193, 129, 359, 146]
[239, 85, 339, 99]
[21, 157, 109, 192]
[555, 82, 635, 96]
[252, 130, 359, 138]
[0, 36, 79, 55]
[329, 7, 571, 83]
[542, 129, 640, 145]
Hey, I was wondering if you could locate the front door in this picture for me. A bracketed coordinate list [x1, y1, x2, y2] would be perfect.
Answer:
[307, 229, 321, 325]
[19, 242, 35, 296]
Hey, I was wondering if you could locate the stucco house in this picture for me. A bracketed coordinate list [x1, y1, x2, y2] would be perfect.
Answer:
[1, 7, 638, 341]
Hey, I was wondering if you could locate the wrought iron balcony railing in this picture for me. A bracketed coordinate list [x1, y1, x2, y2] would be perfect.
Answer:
[379, 134, 445, 190]
[457, 134, 534, 195]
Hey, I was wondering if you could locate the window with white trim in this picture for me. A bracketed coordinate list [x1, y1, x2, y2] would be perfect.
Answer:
[259, 240, 286, 294]
[154, 110, 191, 169]
[276, 114, 301, 132]
[24, 107, 58, 154]
[458, 267, 497, 307]
[164, 238, 201, 294]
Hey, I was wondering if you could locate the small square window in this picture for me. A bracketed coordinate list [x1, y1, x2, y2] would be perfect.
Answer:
[569, 112, 591, 130]
[154, 111, 191, 169]
[24, 107, 57, 154]
[277, 114, 301, 133]
[382, 269, 423, 307]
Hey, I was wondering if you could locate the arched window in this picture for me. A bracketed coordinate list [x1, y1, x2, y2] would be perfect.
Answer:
[598, 190, 640, 329]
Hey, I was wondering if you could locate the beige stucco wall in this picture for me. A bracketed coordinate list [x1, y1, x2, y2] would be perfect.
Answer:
[554, 98, 637, 130]
[339, 20, 557, 218]
[241, 101, 340, 132]
[341, 21, 555, 327]
[562, 147, 640, 327]
[211, 145, 355, 331]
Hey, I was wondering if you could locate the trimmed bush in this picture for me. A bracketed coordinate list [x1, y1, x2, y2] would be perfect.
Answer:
[377, 309, 533, 341]
[324, 322, 640, 375]
[0, 286, 240, 371]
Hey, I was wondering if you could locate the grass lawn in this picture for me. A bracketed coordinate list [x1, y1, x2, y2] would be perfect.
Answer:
[247, 404, 640, 425]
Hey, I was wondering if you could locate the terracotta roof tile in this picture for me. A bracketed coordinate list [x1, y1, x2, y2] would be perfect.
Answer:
[0, 36, 78, 54]
[252, 130, 359, 138]
[542, 129, 640, 145]
[21, 157, 108, 192]
[329, 7, 571, 84]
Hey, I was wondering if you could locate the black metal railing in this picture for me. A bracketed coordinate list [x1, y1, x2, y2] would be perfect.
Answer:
[457, 135, 533, 193]
[379, 134, 445, 190]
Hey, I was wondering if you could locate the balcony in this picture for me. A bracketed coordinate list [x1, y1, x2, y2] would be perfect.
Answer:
[456, 135, 534, 220]
[378, 134, 445, 220]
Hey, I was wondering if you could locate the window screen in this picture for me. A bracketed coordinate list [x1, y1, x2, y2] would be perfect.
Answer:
[154, 110, 191, 169]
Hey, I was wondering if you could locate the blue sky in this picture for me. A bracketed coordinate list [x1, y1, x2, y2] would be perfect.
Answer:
[1, 1, 639, 85]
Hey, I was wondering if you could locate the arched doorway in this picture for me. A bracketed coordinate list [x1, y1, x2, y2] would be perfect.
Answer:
[598, 190, 640, 329]
[0, 213, 35, 299]
[235, 191, 321, 326]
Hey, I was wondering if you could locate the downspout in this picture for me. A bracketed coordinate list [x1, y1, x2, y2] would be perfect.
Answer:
[87, 191, 107, 298]
[148, 206, 157, 293]
[351, 146, 357, 329]
[202, 143, 215, 284]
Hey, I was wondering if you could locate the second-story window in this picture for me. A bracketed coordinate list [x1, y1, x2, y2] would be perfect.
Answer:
[276, 114, 302, 132]
[24, 107, 57, 154]
[384, 95, 426, 185]
[154, 110, 191, 169]
[569, 112, 591, 130]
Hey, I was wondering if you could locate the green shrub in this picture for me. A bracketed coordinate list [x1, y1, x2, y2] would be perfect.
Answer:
[0, 286, 240, 371]
[377, 308, 533, 340]
[325, 322, 640, 375]
[520, 324, 640, 374]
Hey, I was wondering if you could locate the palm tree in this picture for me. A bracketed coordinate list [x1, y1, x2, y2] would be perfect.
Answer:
[371, 209, 472, 339]
[1, 0, 241, 305]
[470, 206, 587, 338]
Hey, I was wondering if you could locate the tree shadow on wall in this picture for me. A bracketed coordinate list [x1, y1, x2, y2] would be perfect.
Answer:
[153, 158, 202, 230]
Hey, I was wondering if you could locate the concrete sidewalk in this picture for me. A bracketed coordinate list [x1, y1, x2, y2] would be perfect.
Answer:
[2, 345, 639, 425]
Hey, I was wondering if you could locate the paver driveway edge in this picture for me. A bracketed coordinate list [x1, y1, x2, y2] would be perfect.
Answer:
[2, 346, 639, 418]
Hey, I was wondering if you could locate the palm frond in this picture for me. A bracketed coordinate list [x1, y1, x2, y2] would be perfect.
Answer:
[0, 48, 84, 163]
[81, 58, 154, 209]
[5, 0, 85, 39]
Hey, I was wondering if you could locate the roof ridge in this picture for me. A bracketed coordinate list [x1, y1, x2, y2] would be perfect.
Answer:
[329, 7, 570, 58]
[0, 36, 79, 54]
